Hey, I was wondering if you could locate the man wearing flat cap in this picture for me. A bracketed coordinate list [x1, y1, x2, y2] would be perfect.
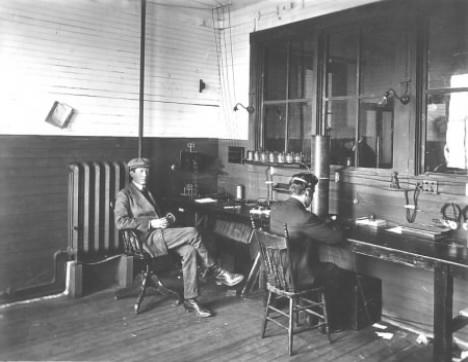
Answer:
[114, 157, 244, 318]
[270, 172, 347, 329]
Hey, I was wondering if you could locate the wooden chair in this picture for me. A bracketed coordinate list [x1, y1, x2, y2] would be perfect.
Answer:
[114, 229, 183, 314]
[253, 225, 331, 356]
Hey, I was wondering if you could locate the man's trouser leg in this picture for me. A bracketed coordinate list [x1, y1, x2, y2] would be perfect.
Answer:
[161, 227, 214, 299]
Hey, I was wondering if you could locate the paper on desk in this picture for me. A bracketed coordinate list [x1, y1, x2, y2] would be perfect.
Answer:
[416, 334, 429, 345]
[194, 197, 217, 203]
[355, 218, 387, 227]
[386, 226, 403, 234]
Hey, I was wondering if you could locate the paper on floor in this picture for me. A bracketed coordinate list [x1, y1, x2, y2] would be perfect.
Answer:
[372, 322, 388, 330]
[376, 332, 394, 340]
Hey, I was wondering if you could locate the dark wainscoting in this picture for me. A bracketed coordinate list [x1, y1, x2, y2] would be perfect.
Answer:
[0, 135, 218, 302]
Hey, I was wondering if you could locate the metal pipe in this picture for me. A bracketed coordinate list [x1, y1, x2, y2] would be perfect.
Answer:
[138, 0, 146, 158]
[310, 135, 330, 217]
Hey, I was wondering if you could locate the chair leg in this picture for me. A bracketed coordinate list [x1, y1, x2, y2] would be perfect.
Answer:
[134, 264, 151, 314]
[150, 273, 183, 305]
[261, 291, 272, 338]
[288, 297, 295, 356]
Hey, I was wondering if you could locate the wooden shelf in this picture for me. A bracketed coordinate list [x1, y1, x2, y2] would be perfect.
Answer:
[243, 160, 307, 168]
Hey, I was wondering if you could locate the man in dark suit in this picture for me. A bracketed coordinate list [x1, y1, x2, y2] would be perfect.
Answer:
[114, 158, 244, 318]
[269, 172, 347, 329]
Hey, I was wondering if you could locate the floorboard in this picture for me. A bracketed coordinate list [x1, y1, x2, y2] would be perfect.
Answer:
[0, 281, 434, 362]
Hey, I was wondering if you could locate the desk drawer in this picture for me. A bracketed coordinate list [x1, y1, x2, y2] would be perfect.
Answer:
[213, 220, 253, 244]
[350, 243, 435, 270]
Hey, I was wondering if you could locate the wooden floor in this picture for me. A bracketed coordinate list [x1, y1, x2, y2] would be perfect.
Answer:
[0, 280, 433, 362]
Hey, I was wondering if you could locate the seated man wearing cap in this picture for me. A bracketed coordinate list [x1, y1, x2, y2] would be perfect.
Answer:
[114, 157, 244, 318]
[269, 172, 347, 329]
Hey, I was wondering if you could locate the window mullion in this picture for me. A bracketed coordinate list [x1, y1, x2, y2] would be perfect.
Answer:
[355, 29, 362, 167]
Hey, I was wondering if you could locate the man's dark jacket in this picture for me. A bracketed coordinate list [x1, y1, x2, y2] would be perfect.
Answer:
[270, 197, 343, 286]
[114, 182, 168, 257]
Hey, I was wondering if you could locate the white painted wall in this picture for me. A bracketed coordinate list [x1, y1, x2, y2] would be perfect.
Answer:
[0, 0, 383, 138]
[0, 0, 221, 137]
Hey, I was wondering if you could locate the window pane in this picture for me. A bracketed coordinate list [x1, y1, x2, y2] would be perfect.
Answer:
[428, 3, 468, 89]
[327, 32, 358, 97]
[359, 102, 393, 168]
[264, 104, 287, 152]
[326, 100, 356, 166]
[264, 45, 287, 100]
[426, 92, 468, 173]
[287, 102, 312, 154]
[289, 40, 314, 99]
[360, 23, 401, 97]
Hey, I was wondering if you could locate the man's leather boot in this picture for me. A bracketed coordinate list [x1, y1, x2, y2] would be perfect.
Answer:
[183, 298, 212, 318]
[212, 266, 244, 287]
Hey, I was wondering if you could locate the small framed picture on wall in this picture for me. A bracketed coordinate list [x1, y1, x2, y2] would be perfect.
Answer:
[45, 101, 74, 128]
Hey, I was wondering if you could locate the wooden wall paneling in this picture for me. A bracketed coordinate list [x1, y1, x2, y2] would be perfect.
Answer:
[143, 3, 222, 138]
[0, 135, 138, 299]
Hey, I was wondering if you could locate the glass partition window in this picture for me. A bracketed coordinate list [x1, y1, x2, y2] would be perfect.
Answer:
[424, 3, 468, 173]
[262, 39, 314, 156]
[325, 23, 402, 169]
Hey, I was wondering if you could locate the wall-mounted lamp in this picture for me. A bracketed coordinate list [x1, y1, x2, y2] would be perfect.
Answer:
[233, 102, 255, 113]
[378, 88, 410, 106]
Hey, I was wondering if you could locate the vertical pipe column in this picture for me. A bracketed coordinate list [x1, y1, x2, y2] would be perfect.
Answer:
[311, 135, 330, 217]
[138, 0, 146, 158]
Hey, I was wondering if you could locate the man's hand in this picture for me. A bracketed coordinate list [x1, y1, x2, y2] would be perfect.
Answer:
[150, 217, 169, 229]
[165, 212, 176, 225]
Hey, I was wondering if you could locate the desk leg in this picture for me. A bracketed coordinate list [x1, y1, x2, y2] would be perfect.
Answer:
[433, 263, 453, 362]
[241, 252, 261, 297]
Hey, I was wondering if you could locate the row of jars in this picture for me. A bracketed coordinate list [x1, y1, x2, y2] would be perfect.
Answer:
[245, 150, 304, 164]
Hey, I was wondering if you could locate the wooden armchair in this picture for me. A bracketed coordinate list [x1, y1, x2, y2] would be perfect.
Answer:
[114, 228, 182, 314]
[254, 225, 331, 356]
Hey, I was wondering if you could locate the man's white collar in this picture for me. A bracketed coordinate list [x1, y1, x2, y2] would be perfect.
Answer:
[132, 181, 145, 191]
[290, 194, 306, 207]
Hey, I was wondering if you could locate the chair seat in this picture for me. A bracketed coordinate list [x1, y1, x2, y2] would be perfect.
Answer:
[266, 283, 324, 297]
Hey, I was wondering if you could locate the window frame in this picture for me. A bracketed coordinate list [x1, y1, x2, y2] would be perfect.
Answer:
[251, 29, 319, 158]
[420, 5, 468, 176]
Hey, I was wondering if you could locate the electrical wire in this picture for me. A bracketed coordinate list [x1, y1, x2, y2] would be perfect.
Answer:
[404, 184, 421, 223]
[78, 254, 123, 266]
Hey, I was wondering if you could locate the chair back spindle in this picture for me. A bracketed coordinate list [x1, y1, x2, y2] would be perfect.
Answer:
[254, 225, 295, 292]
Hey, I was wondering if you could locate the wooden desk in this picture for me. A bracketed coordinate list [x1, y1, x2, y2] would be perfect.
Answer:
[347, 225, 468, 362]
[170, 197, 466, 361]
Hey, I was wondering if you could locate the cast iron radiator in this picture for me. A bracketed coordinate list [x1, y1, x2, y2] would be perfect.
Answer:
[68, 161, 128, 262]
